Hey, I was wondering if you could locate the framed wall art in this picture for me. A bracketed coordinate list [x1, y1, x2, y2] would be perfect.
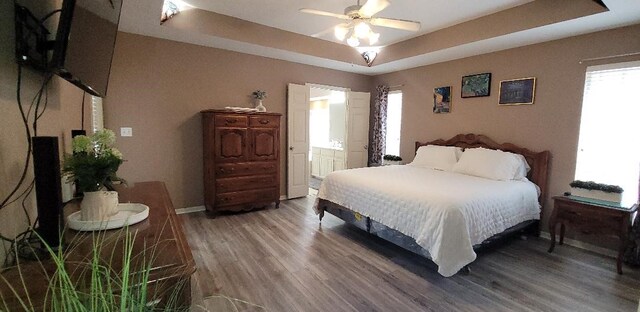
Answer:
[498, 77, 536, 105]
[433, 86, 451, 114]
[461, 73, 491, 98]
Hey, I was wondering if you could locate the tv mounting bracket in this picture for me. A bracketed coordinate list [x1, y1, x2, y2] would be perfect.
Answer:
[14, 4, 59, 71]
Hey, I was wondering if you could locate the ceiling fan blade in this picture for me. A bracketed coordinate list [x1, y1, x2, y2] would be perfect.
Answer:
[359, 0, 390, 18]
[370, 17, 421, 31]
[311, 26, 335, 38]
[299, 8, 350, 20]
[311, 23, 350, 38]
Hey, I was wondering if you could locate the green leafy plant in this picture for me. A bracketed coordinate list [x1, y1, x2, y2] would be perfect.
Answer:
[570, 180, 624, 194]
[251, 90, 267, 100]
[383, 154, 402, 161]
[0, 227, 189, 311]
[62, 129, 125, 193]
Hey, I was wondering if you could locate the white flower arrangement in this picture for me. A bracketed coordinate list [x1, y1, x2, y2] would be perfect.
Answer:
[63, 129, 125, 192]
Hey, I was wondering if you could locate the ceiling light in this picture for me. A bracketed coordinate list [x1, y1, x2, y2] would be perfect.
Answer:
[368, 32, 380, 45]
[354, 20, 371, 38]
[334, 25, 349, 41]
[347, 36, 360, 47]
[160, 0, 192, 24]
[333, 20, 380, 48]
[361, 51, 378, 67]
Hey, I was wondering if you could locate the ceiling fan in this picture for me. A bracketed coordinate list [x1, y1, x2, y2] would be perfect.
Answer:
[300, 0, 421, 47]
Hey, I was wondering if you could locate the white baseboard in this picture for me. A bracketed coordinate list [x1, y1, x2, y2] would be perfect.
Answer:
[175, 205, 206, 215]
[539, 231, 617, 258]
[176, 198, 287, 215]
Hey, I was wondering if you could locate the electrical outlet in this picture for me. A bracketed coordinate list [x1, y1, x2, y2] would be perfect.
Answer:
[120, 127, 133, 137]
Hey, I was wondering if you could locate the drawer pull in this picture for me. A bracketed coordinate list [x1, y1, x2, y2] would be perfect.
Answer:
[259, 119, 270, 125]
[219, 168, 235, 173]
[225, 119, 238, 124]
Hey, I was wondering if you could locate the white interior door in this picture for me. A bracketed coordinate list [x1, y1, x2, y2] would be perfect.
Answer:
[287, 83, 310, 199]
[346, 91, 371, 169]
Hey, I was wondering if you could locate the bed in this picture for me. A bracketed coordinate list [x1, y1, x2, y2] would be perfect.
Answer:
[313, 134, 550, 277]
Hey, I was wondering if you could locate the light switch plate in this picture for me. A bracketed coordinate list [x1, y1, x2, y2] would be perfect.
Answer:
[120, 127, 133, 137]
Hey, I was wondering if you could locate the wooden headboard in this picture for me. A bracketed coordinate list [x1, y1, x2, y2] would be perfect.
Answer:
[415, 134, 551, 205]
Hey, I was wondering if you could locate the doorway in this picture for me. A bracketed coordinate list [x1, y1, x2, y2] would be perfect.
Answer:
[309, 85, 347, 194]
[287, 83, 370, 199]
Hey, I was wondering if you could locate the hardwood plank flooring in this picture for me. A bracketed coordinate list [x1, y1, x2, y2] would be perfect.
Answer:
[182, 196, 640, 312]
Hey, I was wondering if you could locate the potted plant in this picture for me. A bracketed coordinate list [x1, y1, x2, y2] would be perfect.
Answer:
[569, 180, 624, 203]
[382, 154, 403, 166]
[252, 90, 267, 112]
[63, 129, 125, 221]
[0, 228, 190, 311]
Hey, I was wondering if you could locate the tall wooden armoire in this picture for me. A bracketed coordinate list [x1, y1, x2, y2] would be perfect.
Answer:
[201, 110, 281, 217]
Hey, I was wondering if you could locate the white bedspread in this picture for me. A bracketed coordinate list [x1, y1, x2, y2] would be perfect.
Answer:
[314, 165, 540, 277]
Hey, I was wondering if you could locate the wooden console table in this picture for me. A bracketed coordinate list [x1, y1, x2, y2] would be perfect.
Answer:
[548, 195, 638, 274]
[0, 181, 196, 310]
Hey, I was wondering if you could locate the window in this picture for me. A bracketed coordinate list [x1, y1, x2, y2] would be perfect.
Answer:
[91, 96, 104, 133]
[575, 61, 640, 205]
[385, 91, 402, 156]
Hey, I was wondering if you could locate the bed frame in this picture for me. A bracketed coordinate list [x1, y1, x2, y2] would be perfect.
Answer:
[316, 133, 550, 274]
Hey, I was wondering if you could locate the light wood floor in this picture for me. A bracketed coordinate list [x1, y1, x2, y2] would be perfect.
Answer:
[181, 196, 640, 312]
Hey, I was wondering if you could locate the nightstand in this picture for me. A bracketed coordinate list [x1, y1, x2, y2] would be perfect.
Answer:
[548, 195, 638, 274]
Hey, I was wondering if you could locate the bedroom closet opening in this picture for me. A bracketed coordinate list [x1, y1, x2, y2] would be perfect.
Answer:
[309, 86, 347, 193]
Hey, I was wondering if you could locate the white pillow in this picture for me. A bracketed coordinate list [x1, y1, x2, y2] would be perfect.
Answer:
[409, 145, 462, 171]
[514, 154, 531, 180]
[452, 147, 528, 181]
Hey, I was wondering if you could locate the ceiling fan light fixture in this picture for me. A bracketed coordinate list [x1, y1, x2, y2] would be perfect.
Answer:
[334, 25, 349, 41]
[354, 20, 371, 38]
[347, 36, 360, 47]
[368, 32, 380, 45]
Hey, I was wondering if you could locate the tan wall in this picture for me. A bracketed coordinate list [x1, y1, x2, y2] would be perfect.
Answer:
[372, 24, 640, 240]
[104, 32, 372, 209]
[0, 0, 87, 264]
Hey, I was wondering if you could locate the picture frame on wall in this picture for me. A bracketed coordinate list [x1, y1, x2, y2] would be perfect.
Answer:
[461, 73, 491, 98]
[498, 77, 536, 105]
[433, 86, 451, 114]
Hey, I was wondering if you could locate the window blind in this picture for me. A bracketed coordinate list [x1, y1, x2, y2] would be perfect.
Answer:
[575, 60, 640, 204]
[91, 96, 104, 134]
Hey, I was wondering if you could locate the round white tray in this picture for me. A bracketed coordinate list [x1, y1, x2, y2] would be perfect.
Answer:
[67, 203, 150, 231]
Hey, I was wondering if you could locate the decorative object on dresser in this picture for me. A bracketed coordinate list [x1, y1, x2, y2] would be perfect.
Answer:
[62, 129, 126, 222]
[569, 180, 624, 203]
[548, 195, 638, 274]
[252, 90, 267, 112]
[202, 109, 281, 217]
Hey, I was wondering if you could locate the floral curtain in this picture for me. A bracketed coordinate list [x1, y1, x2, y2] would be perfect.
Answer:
[369, 85, 390, 166]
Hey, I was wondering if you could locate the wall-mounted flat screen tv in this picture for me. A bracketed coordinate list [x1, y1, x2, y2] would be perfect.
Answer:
[51, 0, 123, 98]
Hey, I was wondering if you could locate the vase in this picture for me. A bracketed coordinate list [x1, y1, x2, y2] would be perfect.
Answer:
[570, 187, 623, 203]
[255, 99, 266, 112]
[81, 190, 119, 221]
